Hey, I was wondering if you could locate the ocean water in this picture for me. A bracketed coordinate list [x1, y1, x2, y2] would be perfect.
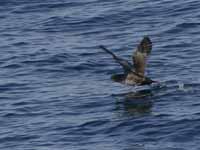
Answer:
[1, 0, 200, 149]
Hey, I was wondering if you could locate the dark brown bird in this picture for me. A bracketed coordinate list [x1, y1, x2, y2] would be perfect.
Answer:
[99, 36, 156, 86]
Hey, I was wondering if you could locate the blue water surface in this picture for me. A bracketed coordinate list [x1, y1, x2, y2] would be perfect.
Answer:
[1, 0, 200, 150]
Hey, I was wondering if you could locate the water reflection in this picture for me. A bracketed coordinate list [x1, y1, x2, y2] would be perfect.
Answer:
[113, 80, 196, 117]
[115, 89, 153, 116]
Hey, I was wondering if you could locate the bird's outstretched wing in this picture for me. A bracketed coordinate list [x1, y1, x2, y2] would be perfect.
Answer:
[132, 36, 152, 76]
[99, 45, 132, 74]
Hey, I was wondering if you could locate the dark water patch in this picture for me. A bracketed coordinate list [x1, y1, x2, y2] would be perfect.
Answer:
[153, 113, 173, 119]
[21, 57, 64, 66]
[74, 28, 110, 37]
[2, 64, 22, 69]
[35, 67, 64, 72]
[0, 82, 29, 92]
[162, 42, 192, 49]
[12, 41, 29, 46]
[172, 1, 200, 13]
[79, 119, 109, 128]
[0, 134, 39, 143]
[12, 4, 55, 14]
[52, 124, 76, 132]
[53, 111, 81, 118]
[18, 52, 75, 69]
[79, 52, 99, 57]
[165, 25, 185, 34]
[12, 1, 97, 14]
[77, 100, 110, 112]
[65, 60, 108, 73]
[17, 49, 50, 58]
[103, 121, 134, 135]
[1, 33, 19, 37]
[2, 110, 49, 118]
[12, 101, 30, 106]
[0, 15, 7, 19]
[37, 16, 67, 27]
[165, 22, 200, 34]
[0, 96, 13, 101]
[177, 22, 200, 29]
[37, 15, 120, 33]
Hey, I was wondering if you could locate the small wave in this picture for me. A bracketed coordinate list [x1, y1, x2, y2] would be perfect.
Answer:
[78, 119, 108, 128]
[12, 1, 94, 14]
[0, 134, 39, 143]
[20, 53, 71, 66]
[2, 64, 22, 69]
[12, 42, 29, 46]
[0, 82, 28, 88]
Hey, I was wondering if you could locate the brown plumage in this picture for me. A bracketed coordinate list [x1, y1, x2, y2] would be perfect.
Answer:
[100, 36, 155, 86]
[133, 36, 152, 76]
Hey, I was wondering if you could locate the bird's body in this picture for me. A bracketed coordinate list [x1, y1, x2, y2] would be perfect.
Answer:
[125, 72, 144, 85]
[111, 73, 143, 85]
[100, 36, 156, 86]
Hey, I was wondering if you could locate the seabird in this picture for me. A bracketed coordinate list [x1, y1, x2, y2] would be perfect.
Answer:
[99, 36, 156, 86]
